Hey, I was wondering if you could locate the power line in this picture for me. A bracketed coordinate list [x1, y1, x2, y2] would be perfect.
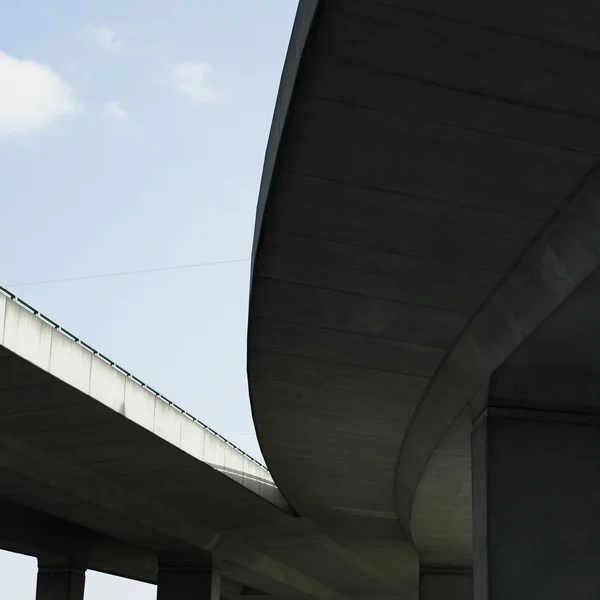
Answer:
[8, 257, 250, 288]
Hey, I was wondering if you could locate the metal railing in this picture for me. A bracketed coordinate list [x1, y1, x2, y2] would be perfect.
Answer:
[0, 284, 270, 473]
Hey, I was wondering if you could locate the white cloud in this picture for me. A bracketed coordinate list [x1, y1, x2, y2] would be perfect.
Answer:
[0, 50, 77, 135]
[84, 27, 125, 53]
[104, 101, 127, 120]
[172, 62, 218, 102]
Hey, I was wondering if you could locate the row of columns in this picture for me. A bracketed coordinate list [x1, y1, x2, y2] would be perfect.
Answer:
[37, 563, 475, 600]
[34, 567, 474, 600]
[35, 554, 219, 600]
[36, 403, 600, 600]
[36, 562, 474, 600]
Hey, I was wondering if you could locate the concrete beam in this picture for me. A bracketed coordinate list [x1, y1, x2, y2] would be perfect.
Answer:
[0, 497, 157, 583]
[397, 165, 600, 538]
[0, 292, 284, 509]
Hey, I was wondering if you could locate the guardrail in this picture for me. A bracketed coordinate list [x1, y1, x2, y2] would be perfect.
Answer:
[0, 284, 269, 473]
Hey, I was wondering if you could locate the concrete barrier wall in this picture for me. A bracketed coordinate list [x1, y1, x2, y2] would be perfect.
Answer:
[0, 292, 287, 509]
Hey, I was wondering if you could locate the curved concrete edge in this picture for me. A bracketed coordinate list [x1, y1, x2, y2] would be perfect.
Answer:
[250, 0, 320, 274]
[0, 292, 288, 511]
[410, 408, 472, 567]
[395, 162, 600, 538]
[247, 0, 319, 505]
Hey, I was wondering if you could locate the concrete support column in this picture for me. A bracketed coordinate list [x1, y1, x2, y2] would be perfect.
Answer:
[35, 564, 85, 600]
[472, 408, 600, 599]
[158, 553, 220, 600]
[420, 570, 472, 600]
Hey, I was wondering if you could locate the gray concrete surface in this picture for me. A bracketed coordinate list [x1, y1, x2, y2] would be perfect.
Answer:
[0, 289, 386, 600]
[473, 413, 600, 599]
[420, 571, 472, 600]
[470, 266, 600, 598]
[248, 0, 600, 597]
[36, 564, 85, 600]
[157, 554, 220, 600]
[0, 290, 278, 506]
[411, 409, 472, 568]
[6, 0, 600, 597]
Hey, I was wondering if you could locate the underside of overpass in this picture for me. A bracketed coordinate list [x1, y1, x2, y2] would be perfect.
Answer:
[248, 1, 600, 598]
[5, 1, 600, 599]
[0, 289, 409, 600]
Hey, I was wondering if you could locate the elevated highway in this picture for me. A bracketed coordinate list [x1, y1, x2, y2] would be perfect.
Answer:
[5, 2, 600, 599]
[0, 287, 395, 600]
[248, 1, 600, 599]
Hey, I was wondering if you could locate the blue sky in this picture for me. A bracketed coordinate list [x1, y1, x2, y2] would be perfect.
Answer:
[0, 0, 297, 596]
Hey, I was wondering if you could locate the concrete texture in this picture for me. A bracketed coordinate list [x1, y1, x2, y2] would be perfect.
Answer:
[411, 410, 472, 568]
[468, 266, 600, 598]
[490, 266, 600, 414]
[0, 290, 389, 600]
[248, 0, 600, 597]
[251, 0, 319, 276]
[36, 564, 85, 600]
[473, 413, 600, 599]
[0, 293, 278, 505]
[420, 571, 472, 600]
[8, 295, 279, 504]
[158, 554, 220, 600]
[7, 0, 600, 597]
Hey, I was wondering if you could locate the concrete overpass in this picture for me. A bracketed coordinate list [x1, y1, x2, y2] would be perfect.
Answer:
[0, 287, 404, 600]
[6, 2, 600, 599]
[248, 1, 600, 599]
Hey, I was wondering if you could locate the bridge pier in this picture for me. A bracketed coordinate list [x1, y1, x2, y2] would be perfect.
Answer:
[158, 553, 220, 600]
[472, 407, 600, 599]
[420, 570, 472, 600]
[35, 563, 86, 600]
